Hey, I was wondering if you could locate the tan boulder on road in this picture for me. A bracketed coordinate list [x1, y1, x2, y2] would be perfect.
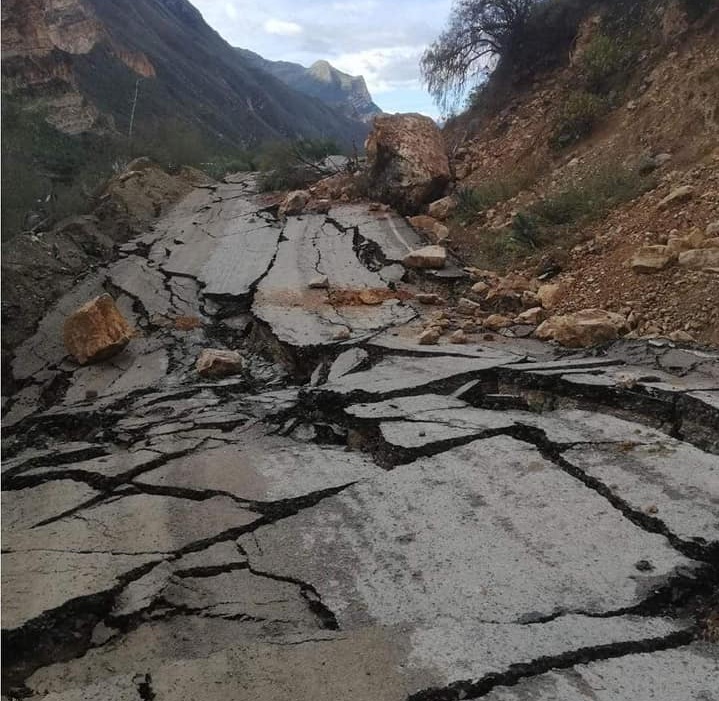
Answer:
[63, 294, 133, 365]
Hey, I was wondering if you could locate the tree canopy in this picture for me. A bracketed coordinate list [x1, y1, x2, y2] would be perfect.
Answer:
[421, 0, 537, 111]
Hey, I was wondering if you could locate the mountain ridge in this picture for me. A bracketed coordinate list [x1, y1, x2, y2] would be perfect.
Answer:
[236, 48, 383, 124]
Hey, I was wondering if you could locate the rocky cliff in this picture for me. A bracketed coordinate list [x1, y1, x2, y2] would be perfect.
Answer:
[1, 0, 368, 145]
[237, 50, 382, 123]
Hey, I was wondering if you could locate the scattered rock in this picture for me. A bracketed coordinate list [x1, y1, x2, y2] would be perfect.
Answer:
[657, 185, 694, 209]
[332, 326, 352, 341]
[432, 222, 450, 243]
[415, 293, 444, 305]
[537, 283, 562, 310]
[484, 314, 513, 331]
[677, 249, 719, 270]
[402, 245, 447, 269]
[418, 327, 441, 345]
[195, 349, 244, 378]
[63, 294, 133, 365]
[449, 329, 468, 344]
[516, 307, 545, 325]
[428, 195, 457, 220]
[279, 190, 310, 217]
[631, 245, 676, 273]
[706, 221, 719, 237]
[407, 215, 438, 232]
[471, 281, 490, 296]
[366, 113, 451, 214]
[313, 199, 331, 215]
[535, 309, 629, 348]
[308, 275, 329, 289]
[669, 330, 695, 343]
[456, 297, 482, 315]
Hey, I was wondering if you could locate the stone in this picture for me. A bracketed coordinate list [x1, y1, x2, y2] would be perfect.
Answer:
[418, 328, 441, 345]
[677, 248, 719, 270]
[537, 283, 561, 309]
[278, 190, 310, 216]
[471, 281, 490, 296]
[706, 220, 719, 237]
[484, 314, 513, 331]
[196, 349, 243, 378]
[333, 326, 352, 341]
[431, 222, 450, 243]
[63, 294, 133, 365]
[366, 113, 451, 214]
[308, 275, 329, 289]
[703, 237, 719, 248]
[456, 297, 482, 315]
[657, 185, 694, 209]
[449, 330, 468, 344]
[415, 293, 444, 305]
[516, 306, 545, 325]
[402, 245, 447, 269]
[427, 195, 457, 220]
[630, 245, 676, 273]
[535, 309, 629, 348]
[407, 215, 438, 232]
[669, 330, 695, 343]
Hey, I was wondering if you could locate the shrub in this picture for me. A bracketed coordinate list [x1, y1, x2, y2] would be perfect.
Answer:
[550, 90, 607, 148]
[579, 33, 629, 93]
[256, 138, 343, 192]
[528, 167, 650, 226]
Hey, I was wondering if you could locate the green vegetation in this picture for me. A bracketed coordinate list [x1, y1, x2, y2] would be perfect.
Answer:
[256, 138, 343, 192]
[527, 167, 649, 226]
[453, 170, 538, 223]
[550, 90, 607, 149]
[578, 33, 635, 94]
[458, 166, 653, 270]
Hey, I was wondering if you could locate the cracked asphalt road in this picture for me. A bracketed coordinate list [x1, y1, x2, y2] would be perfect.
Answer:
[2, 175, 718, 700]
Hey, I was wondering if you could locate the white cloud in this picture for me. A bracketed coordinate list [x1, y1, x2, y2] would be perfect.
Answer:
[333, 46, 425, 94]
[263, 18, 304, 36]
[224, 3, 238, 20]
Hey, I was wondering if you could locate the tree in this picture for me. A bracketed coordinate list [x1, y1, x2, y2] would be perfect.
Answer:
[421, 0, 537, 111]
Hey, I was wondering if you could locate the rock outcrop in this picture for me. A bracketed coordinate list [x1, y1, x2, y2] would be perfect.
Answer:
[366, 114, 451, 214]
[63, 294, 133, 364]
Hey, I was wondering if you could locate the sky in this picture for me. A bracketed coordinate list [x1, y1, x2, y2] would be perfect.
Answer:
[192, 0, 453, 118]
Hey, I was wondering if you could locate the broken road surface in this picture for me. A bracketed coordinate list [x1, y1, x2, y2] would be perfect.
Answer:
[3, 175, 718, 700]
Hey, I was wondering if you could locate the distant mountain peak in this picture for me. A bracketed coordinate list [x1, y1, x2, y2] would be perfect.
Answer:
[237, 50, 382, 124]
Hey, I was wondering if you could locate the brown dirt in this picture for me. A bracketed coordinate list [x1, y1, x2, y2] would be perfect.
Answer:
[439, 6, 719, 347]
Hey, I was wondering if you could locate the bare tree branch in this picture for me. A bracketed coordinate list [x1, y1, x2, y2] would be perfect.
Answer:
[421, 0, 537, 111]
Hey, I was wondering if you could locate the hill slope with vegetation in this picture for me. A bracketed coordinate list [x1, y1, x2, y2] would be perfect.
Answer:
[421, 0, 719, 345]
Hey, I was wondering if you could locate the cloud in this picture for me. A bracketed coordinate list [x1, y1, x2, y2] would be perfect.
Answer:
[333, 46, 426, 94]
[224, 3, 238, 20]
[263, 18, 304, 36]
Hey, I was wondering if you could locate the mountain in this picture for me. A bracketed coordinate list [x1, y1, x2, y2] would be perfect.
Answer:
[1, 0, 369, 147]
[236, 49, 383, 124]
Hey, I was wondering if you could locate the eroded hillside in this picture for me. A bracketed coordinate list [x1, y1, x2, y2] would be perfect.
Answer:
[438, 0, 718, 345]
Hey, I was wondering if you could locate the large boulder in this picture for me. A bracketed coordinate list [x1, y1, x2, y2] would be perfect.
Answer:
[535, 309, 629, 348]
[365, 113, 451, 214]
[63, 294, 133, 365]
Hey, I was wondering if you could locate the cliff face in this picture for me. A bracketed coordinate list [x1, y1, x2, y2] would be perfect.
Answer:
[1, 0, 367, 145]
[1, 0, 155, 134]
[237, 50, 383, 124]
